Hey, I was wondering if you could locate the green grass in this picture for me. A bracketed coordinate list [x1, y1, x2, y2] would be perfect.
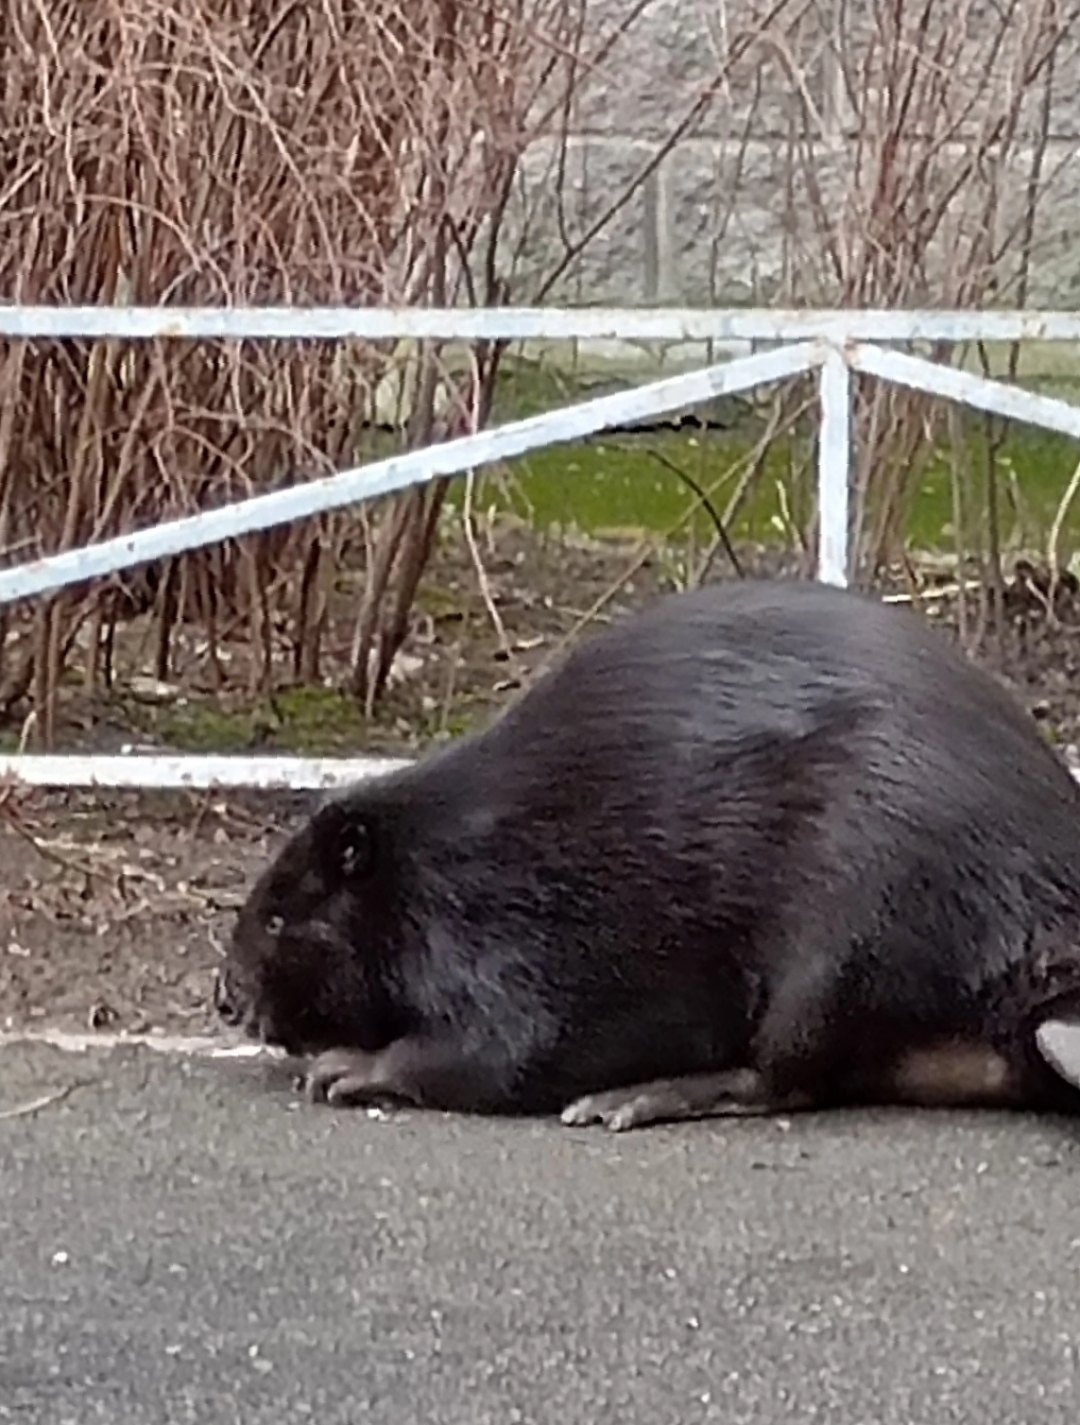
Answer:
[442, 349, 1080, 556]
[443, 418, 1080, 557]
[463, 433, 795, 544]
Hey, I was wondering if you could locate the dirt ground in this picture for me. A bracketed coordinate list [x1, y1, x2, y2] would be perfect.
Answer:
[4, 523, 1080, 1041]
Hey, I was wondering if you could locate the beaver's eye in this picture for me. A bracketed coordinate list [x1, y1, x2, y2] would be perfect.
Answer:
[266, 915, 284, 937]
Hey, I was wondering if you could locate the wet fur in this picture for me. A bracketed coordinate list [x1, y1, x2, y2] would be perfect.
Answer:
[218, 579, 1080, 1128]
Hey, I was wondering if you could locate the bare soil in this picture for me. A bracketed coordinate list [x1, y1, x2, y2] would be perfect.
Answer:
[4, 524, 1080, 1041]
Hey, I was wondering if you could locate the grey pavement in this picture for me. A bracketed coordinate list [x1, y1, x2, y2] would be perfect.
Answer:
[2, 1039, 1080, 1424]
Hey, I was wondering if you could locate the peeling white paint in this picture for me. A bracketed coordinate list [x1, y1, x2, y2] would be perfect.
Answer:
[0, 1026, 285, 1060]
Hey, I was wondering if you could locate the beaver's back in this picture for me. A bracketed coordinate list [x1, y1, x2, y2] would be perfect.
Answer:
[412, 577, 1078, 851]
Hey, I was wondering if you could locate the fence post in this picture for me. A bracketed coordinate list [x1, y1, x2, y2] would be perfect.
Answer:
[817, 344, 853, 587]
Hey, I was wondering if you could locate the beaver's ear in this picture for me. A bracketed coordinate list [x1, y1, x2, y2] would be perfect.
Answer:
[310, 801, 375, 883]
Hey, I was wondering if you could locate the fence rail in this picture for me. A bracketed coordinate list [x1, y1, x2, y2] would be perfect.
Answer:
[5, 305, 1080, 343]
[0, 341, 822, 606]
[0, 305, 1078, 792]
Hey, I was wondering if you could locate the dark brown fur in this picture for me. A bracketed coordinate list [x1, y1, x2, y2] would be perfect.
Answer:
[216, 578, 1080, 1130]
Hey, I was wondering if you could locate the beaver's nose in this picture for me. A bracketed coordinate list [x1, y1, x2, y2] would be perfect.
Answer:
[212, 967, 244, 1026]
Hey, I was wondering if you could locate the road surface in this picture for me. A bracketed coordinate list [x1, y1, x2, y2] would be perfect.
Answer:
[2, 1038, 1079, 1423]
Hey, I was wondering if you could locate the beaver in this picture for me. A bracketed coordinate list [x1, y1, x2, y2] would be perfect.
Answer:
[215, 577, 1080, 1131]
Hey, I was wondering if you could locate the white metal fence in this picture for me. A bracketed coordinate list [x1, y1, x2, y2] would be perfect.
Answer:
[1, 305, 1080, 793]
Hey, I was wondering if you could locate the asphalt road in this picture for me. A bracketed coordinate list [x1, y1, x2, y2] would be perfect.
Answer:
[2, 1039, 1080, 1424]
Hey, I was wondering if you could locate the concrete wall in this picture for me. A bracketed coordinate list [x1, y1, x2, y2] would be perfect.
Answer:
[504, 0, 1080, 310]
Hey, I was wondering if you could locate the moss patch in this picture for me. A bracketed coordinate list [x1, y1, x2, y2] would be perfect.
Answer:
[152, 686, 368, 756]
[155, 704, 264, 754]
[270, 686, 368, 754]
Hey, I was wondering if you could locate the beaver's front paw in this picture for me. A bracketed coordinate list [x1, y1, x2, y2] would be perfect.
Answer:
[304, 1048, 386, 1108]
